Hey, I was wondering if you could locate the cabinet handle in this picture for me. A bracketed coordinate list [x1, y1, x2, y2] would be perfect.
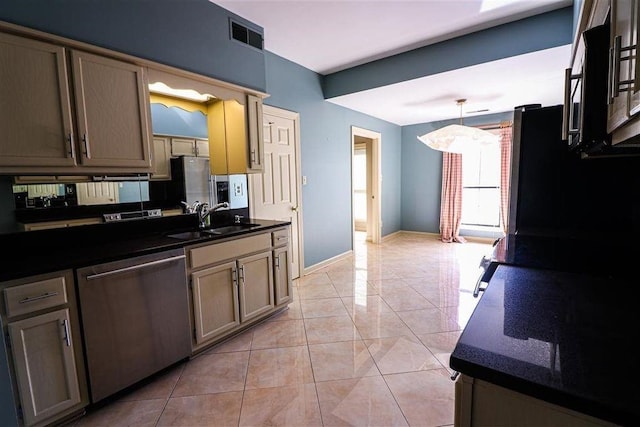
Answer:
[85, 255, 186, 280]
[562, 68, 582, 141]
[275, 254, 280, 269]
[18, 292, 59, 304]
[67, 133, 75, 158]
[610, 35, 636, 102]
[232, 266, 238, 287]
[62, 319, 71, 347]
[238, 265, 245, 282]
[82, 134, 90, 158]
[250, 149, 256, 163]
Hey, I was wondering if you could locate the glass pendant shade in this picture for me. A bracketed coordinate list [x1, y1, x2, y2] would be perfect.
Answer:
[417, 124, 499, 154]
[417, 99, 499, 153]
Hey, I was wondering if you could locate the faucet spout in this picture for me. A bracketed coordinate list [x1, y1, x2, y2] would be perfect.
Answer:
[196, 202, 229, 228]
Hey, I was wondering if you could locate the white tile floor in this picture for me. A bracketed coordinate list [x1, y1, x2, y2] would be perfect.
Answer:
[71, 231, 493, 426]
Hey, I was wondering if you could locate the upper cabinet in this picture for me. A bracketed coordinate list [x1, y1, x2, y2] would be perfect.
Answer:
[0, 32, 153, 175]
[568, 0, 640, 149]
[605, 0, 640, 145]
[148, 68, 267, 175]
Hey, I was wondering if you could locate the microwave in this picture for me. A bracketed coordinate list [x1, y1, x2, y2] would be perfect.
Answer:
[563, 23, 611, 155]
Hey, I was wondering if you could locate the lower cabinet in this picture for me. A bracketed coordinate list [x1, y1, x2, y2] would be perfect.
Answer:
[187, 226, 290, 351]
[237, 251, 274, 322]
[273, 234, 293, 307]
[1, 270, 88, 427]
[191, 261, 240, 344]
[454, 374, 618, 427]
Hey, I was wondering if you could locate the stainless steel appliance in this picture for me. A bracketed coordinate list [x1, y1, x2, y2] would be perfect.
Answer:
[76, 248, 191, 402]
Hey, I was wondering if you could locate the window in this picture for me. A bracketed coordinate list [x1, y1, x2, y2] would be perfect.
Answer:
[461, 128, 501, 228]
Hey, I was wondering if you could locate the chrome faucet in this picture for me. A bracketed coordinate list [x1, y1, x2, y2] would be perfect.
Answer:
[196, 202, 229, 228]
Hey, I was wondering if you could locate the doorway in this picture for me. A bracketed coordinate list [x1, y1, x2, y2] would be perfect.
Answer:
[249, 105, 303, 279]
[351, 126, 381, 245]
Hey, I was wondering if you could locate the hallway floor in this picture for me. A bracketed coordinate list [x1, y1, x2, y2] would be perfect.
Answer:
[72, 232, 493, 427]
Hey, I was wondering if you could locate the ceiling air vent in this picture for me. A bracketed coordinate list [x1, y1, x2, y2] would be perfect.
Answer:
[230, 20, 263, 50]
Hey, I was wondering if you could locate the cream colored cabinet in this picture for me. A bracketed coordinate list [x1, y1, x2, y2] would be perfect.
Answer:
[186, 228, 287, 352]
[151, 136, 172, 180]
[0, 31, 152, 175]
[454, 374, 617, 427]
[1, 270, 88, 427]
[272, 228, 293, 306]
[191, 261, 240, 345]
[237, 251, 274, 322]
[171, 137, 209, 158]
[607, 0, 640, 144]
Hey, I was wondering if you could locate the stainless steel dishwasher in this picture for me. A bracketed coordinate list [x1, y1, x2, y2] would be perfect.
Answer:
[76, 248, 191, 403]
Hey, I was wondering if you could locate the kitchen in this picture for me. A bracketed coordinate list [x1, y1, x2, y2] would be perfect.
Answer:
[0, 0, 639, 426]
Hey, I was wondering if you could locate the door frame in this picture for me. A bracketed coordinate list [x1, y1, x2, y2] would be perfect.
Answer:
[351, 126, 381, 244]
[249, 104, 304, 280]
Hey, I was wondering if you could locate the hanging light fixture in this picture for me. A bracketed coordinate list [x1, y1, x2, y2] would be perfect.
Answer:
[417, 99, 499, 154]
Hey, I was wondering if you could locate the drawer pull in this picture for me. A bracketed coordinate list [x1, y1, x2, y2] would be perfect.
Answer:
[19, 292, 59, 304]
[62, 319, 71, 347]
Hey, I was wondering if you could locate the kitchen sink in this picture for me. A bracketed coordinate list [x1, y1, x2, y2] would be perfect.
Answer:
[205, 223, 261, 235]
[166, 223, 261, 240]
[166, 231, 209, 240]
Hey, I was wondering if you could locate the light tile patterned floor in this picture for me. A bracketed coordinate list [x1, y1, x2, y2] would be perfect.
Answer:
[71, 232, 492, 427]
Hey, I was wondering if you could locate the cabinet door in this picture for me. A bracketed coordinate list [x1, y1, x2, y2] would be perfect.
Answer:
[8, 309, 81, 427]
[71, 50, 152, 169]
[246, 94, 264, 173]
[238, 251, 274, 323]
[191, 261, 240, 344]
[171, 138, 197, 157]
[273, 246, 293, 306]
[0, 33, 76, 169]
[208, 99, 248, 175]
[629, 0, 640, 115]
[607, 0, 634, 132]
[151, 136, 172, 180]
[195, 139, 210, 157]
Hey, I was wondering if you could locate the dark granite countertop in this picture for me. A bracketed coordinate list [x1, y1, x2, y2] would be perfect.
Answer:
[1, 215, 291, 282]
[451, 261, 640, 425]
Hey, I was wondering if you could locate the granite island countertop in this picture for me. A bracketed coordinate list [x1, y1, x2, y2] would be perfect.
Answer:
[450, 262, 640, 426]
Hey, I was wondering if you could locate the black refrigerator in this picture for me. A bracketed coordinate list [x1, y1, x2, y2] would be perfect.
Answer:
[507, 104, 640, 237]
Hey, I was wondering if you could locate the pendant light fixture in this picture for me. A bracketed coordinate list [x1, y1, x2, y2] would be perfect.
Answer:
[417, 99, 499, 154]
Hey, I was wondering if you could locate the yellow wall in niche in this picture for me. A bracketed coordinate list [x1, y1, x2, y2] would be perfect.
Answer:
[149, 93, 208, 114]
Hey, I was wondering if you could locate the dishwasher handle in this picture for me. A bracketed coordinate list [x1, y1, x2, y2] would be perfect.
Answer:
[85, 255, 186, 280]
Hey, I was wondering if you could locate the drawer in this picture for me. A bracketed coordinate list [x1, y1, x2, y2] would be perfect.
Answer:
[272, 228, 289, 247]
[4, 275, 68, 318]
[189, 233, 271, 269]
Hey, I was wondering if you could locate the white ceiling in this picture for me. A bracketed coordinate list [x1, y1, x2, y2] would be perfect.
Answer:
[212, 0, 574, 125]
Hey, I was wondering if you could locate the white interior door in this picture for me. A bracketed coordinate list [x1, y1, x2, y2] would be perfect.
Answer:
[249, 106, 302, 279]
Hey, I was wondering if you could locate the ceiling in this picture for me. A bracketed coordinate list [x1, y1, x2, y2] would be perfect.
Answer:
[212, 0, 574, 125]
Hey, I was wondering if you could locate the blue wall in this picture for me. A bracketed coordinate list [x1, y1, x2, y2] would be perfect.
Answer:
[265, 52, 402, 267]
[401, 111, 514, 234]
[0, 0, 266, 92]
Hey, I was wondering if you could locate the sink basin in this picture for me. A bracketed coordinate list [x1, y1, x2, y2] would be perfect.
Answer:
[166, 231, 208, 240]
[165, 223, 261, 240]
[205, 223, 261, 235]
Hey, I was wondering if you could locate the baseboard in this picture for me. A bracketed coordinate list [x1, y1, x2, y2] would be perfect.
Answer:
[395, 230, 441, 238]
[303, 250, 353, 275]
[381, 230, 403, 242]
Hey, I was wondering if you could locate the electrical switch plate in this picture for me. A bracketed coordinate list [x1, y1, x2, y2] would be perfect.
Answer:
[302, 176, 307, 185]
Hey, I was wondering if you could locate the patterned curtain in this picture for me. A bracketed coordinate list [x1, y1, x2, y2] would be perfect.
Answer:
[439, 152, 466, 243]
[499, 122, 513, 234]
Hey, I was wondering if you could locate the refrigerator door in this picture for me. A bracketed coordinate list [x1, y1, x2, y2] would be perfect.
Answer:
[182, 157, 213, 206]
[508, 105, 565, 235]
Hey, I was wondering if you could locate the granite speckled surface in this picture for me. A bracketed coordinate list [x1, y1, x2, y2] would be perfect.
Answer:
[0, 215, 290, 282]
[451, 233, 640, 426]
